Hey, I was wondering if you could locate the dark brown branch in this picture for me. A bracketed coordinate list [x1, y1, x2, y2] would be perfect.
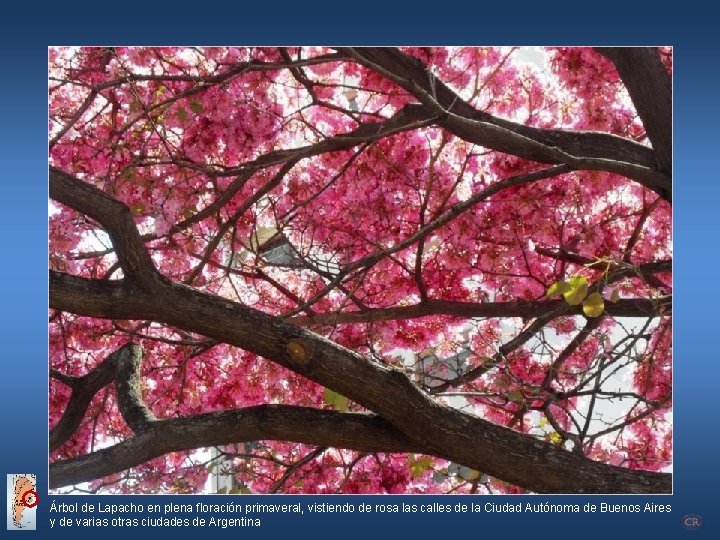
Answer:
[431, 260, 670, 393]
[49, 272, 139, 319]
[50, 345, 131, 451]
[283, 164, 573, 317]
[290, 296, 671, 326]
[49, 407, 420, 489]
[339, 47, 670, 201]
[595, 47, 672, 174]
[543, 317, 604, 388]
[536, 248, 671, 292]
[269, 446, 327, 493]
[49, 400, 669, 494]
[229, 105, 442, 172]
[49, 167, 157, 282]
[50, 269, 670, 493]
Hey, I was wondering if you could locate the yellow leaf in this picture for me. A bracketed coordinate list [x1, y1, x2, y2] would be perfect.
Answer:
[582, 292, 605, 317]
[563, 276, 589, 306]
[546, 280, 570, 297]
[549, 432, 562, 445]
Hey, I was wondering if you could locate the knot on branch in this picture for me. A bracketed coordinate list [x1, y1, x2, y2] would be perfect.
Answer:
[286, 339, 312, 368]
[115, 343, 157, 432]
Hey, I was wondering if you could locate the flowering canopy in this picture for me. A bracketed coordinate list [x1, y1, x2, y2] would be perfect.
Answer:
[49, 46, 672, 494]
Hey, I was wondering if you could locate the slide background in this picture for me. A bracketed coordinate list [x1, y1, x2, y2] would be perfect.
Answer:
[2, 3, 717, 537]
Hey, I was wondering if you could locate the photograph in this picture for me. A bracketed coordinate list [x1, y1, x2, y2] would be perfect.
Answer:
[48, 46, 672, 495]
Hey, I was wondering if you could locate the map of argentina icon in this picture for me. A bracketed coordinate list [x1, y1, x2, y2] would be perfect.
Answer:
[7, 474, 38, 530]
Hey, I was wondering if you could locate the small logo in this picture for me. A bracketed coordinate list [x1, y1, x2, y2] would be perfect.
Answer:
[682, 514, 703, 530]
[6, 474, 38, 530]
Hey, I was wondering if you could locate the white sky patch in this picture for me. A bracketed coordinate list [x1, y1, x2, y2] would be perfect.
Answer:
[514, 47, 551, 74]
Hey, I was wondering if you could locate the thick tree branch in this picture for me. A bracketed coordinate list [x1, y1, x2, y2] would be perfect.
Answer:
[595, 47, 672, 174]
[50, 406, 420, 489]
[50, 341, 669, 494]
[49, 167, 157, 281]
[339, 47, 671, 201]
[114, 344, 157, 431]
[50, 269, 670, 493]
[49, 272, 143, 319]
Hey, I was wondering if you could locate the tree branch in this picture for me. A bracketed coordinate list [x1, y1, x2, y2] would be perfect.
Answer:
[49, 406, 420, 489]
[50, 345, 130, 451]
[290, 296, 671, 326]
[50, 269, 670, 493]
[114, 344, 156, 431]
[49, 167, 157, 282]
[282, 164, 573, 317]
[595, 47, 672, 174]
[339, 47, 671, 201]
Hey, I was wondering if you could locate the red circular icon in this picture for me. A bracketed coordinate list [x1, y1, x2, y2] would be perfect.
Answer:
[21, 490, 38, 508]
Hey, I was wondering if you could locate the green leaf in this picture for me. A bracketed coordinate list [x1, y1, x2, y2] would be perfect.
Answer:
[582, 292, 605, 317]
[563, 275, 589, 306]
[177, 107, 188, 122]
[507, 390, 524, 402]
[323, 388, 349, 411]
[189, 99, 203, 114]
[409, 456, 434, 477]
[546, 280, 570, 297]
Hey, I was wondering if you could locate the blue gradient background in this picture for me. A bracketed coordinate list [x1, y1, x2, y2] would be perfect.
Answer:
[1, 2, 717, 538]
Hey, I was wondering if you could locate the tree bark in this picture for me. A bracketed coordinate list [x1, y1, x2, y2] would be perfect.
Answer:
[50, 269, 671, 493]
[337, 47, 671, 201]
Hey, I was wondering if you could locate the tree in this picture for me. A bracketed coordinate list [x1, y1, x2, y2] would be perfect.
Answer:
[49, 46, 672, 494]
